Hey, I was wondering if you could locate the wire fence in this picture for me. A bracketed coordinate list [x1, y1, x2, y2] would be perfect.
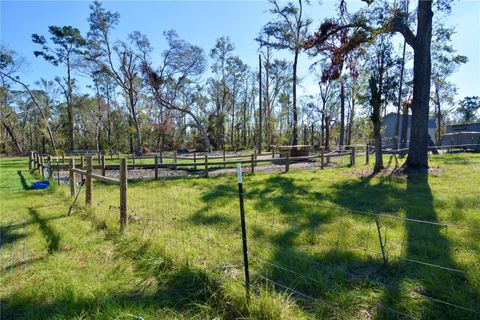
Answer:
[49, 156, 480, 319]
[5, 145, 475, 320]
[242, 191, 480, 319]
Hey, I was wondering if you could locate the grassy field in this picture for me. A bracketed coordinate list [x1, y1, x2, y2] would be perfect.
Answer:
[1, 153, 479, 319]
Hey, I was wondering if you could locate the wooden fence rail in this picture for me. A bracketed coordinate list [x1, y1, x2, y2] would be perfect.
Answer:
[29, 148, 358, 181]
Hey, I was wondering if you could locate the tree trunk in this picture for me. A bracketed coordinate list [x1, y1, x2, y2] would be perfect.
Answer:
[264, 53, 272, 151]
[310, 123, 314, 146]
[405, 0, 433, 173]
[128, 90, 142, 156]
[434, 85, 442, 145]
[347, 90, 355, 146]
[325, 116, 330, 152]
[230, 86, 236, 148]
[395, 39, 407, 148]
[292, 49, 299, 145]
[67, 62, 75, 151]
[258, 54, 263, 153]
[401, 101, 410, 150]
[370, 77, 384, 173]
[1, 120, 23, 152]
[340, 79, 345, 147]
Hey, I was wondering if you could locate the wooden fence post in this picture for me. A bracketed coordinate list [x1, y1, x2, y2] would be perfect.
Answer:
[223, 150, 226, 168]
[154, 154, 159, 179]
[40, 156, 45, 179]
[251, 154, 255, 173]
[204, 155, 209, 178]
[194, 152, 197, 171]
[120, 158, 128, 232]
[62, 151, 65, 164]
[47, 155, 52, 179]
[272, 148, 275, 159]
[85, 156, 92, 206]
[29, 151, 33, 170]
[351, 146, 356, 166]
[97, 152, 101, 164]
[80, 156, 84, 180]
[366, 144, 369, 164]
[101, 155, 106, 176]
[160, 151, 163, 164]
[69, 158, 76, 197]
[56, 159, 60, 185]
[174, 152, 177, 170]
[132, 153, 136, 165]
[321, 148, 325, 169]
[285, 151, 290, 173]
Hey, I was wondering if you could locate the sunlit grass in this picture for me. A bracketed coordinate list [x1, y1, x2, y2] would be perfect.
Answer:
[1, 153, 479, 319]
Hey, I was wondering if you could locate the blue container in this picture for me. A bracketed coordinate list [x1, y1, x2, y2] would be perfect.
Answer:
[32, 180, 50, 189]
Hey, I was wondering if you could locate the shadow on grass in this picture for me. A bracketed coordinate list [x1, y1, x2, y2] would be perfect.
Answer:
[242, 172, 479, 319]
[17, 171, 31, 190]
[28, 208, 60, 253]
[0, 238, 239, 320]
[0, 215, 65, 253]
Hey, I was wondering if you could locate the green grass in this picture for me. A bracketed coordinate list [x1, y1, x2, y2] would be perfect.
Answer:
[1, 153, 479, 319]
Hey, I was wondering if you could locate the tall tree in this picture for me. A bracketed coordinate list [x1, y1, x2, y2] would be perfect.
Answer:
[209, 37, 235, 150]
[87, 1, 145, 155]
[142, 31, 212, 152]
[457, 96, 480, 123]
[305, 0, 453, 172]
[32, 26, 86, 151]
[430, 24, 467, 144]
[1, 47, 58, 152]
[257, 0, 311, 145]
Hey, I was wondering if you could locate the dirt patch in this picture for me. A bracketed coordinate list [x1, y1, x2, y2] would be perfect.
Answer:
[53, 158, 349, 183]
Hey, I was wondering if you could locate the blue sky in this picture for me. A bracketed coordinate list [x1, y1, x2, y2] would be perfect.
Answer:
[1, 0, 479, 107]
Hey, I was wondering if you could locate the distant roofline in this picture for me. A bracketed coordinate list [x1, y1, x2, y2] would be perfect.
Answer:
[447, 122, 480, 126]
[443, 132, 480, 135]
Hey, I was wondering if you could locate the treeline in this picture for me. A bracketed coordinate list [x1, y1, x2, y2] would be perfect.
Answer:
[1, 1, 477, 171]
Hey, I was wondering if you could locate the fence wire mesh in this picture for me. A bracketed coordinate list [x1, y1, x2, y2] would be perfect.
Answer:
[58, 159, 479, 319]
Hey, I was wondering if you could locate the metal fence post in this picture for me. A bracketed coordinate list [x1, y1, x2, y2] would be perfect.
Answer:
[120, 158, 128, 232]
[69, 158, 76, 197]
[204, 155, 209, 178]
[85, 156, 93, 206]
[237, 163, 250, 304]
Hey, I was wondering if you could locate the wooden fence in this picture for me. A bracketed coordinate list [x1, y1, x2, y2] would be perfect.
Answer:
[29, 147, 362, 180]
